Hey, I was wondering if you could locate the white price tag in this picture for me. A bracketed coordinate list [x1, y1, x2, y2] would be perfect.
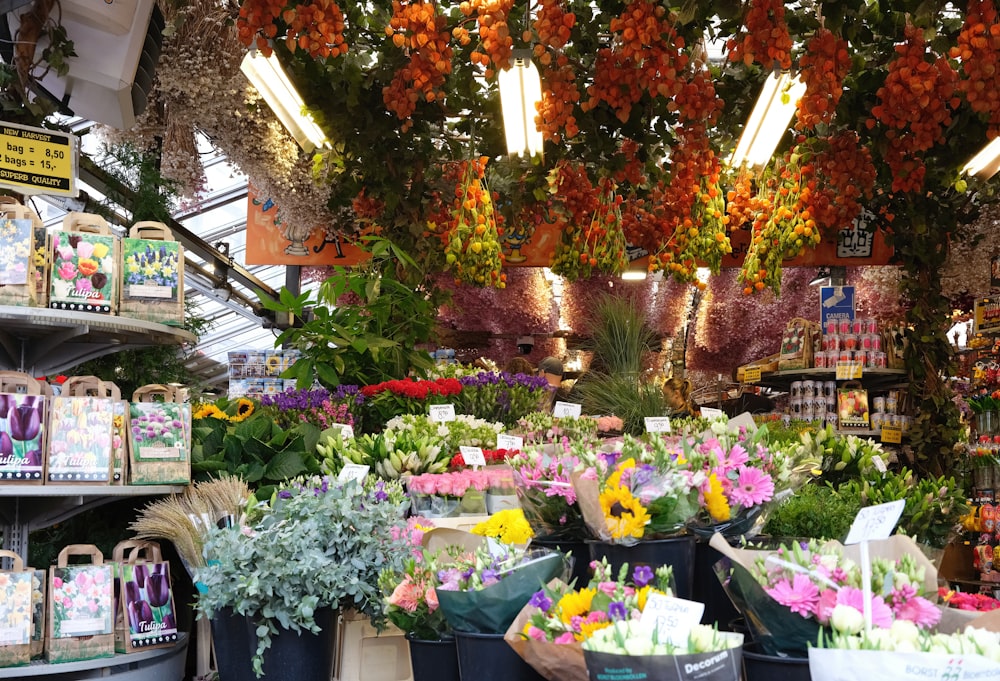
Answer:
[496, 433, 523, 450]
[459, 446, 487, 467]
[699, 407, 725, 420]
[640, 594, 704, 646]
[552, 401, 582, 418]
[644, 416, 672, 433]
[428, 404, 456, 422]
[338, 463, 370, 483]
[871, 454, 887, 473]
[333, 423, 354, 440]
[844, 499, 905, 545]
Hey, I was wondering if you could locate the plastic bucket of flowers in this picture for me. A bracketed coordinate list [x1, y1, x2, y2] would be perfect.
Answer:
[742, 642, 810, 681]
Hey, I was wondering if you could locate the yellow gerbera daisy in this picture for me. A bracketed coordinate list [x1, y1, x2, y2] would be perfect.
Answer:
[557, 588, 596, 624]
[228, 398, 256, 423]
[599, 485, 650, 539]
[705, 472, 731, 522]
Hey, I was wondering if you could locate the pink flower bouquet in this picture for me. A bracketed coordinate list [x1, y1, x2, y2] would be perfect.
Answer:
[709, 533, 941, 656]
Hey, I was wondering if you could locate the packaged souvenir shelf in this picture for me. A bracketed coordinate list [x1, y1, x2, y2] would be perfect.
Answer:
[49, 212, 119, 314]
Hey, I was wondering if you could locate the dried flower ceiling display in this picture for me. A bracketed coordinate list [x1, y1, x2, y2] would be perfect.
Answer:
[4, 0, 1000, 298]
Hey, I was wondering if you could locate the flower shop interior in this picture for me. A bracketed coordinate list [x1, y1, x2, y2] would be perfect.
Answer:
[4, 0, 1000, 680]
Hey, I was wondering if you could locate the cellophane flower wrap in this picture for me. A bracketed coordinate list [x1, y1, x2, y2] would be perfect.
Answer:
[508, 444, 593, 541]
[378, 517, 455, 641]
[513, 412, 602, 447]
[434, 542, 565, 634]
[572, 435, 701, 545]
[681, 421, 803, 539]
[503, 558, 674, 681]
[808, 622, 1000, 681]
[195, 475, 411, 676]
[709, 533, 941, 657]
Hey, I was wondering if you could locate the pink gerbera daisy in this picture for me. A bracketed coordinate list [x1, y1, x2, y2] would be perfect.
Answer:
[716, 443, 750, 472]
[765, 574, 820, 617]
[894, 596, 941, 628]
[728, 466, 775, 507]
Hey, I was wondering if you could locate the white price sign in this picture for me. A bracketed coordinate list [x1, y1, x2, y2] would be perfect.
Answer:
[844, 499, 905, 545]
[459, 446, 486, 467]
[644, 417, 672, 433]
[338, 463, 370, 483]
[552, 401, 582, 418]
[699, 407, 725, 420]
[496, 434, 523, 450]
[639, 594, 704, 646]
[333, 423, 354, 440]
[428, 404, 456, 422]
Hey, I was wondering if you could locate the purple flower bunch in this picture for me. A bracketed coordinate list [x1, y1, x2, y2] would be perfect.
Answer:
[261, 387, 362, 429]
[453, 371, 552, 428]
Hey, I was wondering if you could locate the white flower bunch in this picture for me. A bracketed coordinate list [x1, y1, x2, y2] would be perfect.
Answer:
[582, 620, 743, 656]
[823, 621, 1000, 661]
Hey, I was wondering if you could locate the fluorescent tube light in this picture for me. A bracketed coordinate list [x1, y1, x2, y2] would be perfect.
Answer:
[240, 50, 330, 153]
[498, 51, 544, 158]
[729, 71, 806, 169]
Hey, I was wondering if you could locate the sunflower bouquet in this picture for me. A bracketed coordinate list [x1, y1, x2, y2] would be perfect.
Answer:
[503, 558, 674, 681]
[572, 435, 701, 545]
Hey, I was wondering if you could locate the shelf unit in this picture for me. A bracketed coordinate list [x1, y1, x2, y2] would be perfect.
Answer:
[0, 307, 195, 375]
[0, 633, 188, 680]
[754, 368, 908, 392]
[0, 485, 186, 565]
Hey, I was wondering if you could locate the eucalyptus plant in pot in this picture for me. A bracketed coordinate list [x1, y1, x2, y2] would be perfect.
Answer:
[194, 475, 411, 679]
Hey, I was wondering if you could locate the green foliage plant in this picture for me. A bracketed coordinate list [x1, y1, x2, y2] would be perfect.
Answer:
[195, 476, 410, 676]
[763, 483, 863, 542]
[261, 236, 445, 388]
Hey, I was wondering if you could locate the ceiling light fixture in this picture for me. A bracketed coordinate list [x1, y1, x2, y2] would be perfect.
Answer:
[240, 50, 330, 153]
[963, 137, 1000, 180]
[729, 71, 806, 170]
[498, 50, 544, 158]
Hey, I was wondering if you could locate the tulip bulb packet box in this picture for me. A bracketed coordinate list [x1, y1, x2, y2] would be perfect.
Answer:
[0, 217, 33, 286]
[47, 397, 114, 483]
[117, 563, 178, 652]
[0, 393, 45, 482]
[47, 564, 114, 663]
[0, 570, 33, 667]
[127, 402, 189, 485]
[48, 231, 117, 314]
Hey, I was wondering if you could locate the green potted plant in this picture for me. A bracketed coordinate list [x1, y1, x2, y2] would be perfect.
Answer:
[194, 475, 411, 678]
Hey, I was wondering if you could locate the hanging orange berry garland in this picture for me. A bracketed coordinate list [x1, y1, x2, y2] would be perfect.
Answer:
[550, 175, 628, 282]
[236, 0, 347, 58]
[443, 157, 507, 288]
[951, 0, 1000, 139]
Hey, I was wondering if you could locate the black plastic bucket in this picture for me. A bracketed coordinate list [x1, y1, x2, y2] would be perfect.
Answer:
[454, 630, 546, 681]
[742, 642, 811, 681]
[586, 535, 697, 599]
[406, 633, 460, 681]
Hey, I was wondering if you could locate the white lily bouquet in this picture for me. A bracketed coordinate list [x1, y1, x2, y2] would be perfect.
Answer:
[582, 619, 744, 681]
[809, 621, 1000, 681]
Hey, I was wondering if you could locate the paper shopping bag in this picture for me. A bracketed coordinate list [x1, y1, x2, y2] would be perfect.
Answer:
[112, 540, 179, 653]
[118, 221, 184, 325]
[0, 371, 46, 483]
[46, 545, 115, 663]
[128, 384, 190, 485]
[0, 197, 40, 307]
[47, 377, 115, 483]
[0, 550, 35, 667]
[48, 212, 119, 314]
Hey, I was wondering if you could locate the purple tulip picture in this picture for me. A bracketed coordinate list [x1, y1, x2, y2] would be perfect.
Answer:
[147, 573, 170, 608]
[10, 404, 41, 441]
[0, 393, 45, 480]
[132, 565, 149, 589]
[124, 580, 141, 605]
[127, 599, 153, 632]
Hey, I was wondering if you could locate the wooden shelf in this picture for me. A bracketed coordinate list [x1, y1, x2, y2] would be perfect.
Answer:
[754, 368, 907, 392]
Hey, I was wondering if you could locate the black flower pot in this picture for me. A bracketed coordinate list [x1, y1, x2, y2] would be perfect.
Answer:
[259, 607, 337, 681]
[454, 630, 545, 681]
[210, 607, 255, 681]
[406, 632, 460, 681]
[586, 535, 696, 599]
